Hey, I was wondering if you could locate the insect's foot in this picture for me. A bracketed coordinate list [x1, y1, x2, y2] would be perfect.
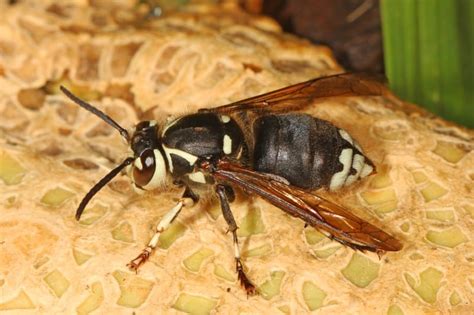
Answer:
[236, 260, 257, 296]
[127, 250, 151, 272]
[237, 269, 257, 296]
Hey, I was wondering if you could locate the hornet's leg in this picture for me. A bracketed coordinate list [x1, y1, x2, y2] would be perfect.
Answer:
[127, 186, 198, 271]
[215, 184, 256, 295]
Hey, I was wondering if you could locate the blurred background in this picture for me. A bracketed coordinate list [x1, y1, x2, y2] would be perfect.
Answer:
[244, 0, 474, 128]
[243, 0, 474, 128]
[8, 0, 471, 127]
[145, 0, 474, 128]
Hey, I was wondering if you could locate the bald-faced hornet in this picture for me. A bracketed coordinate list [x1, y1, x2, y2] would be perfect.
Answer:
[61, 73, 402, 295]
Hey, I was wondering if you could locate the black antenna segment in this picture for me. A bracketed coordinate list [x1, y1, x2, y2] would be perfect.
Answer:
[60, 86, 130, 142]
[75, 157, 134, 220]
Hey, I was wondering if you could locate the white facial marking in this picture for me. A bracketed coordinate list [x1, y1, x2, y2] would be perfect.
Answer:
[360, 163, 374, 178]
[134, 158, 143, 170]
[149, 120, 157, 127]
[142, 149, 167, 190]
[162, 146, 174, 172]
[220, 115, 231, 123]
[344, 154, 365, 186]
[223, 134, 232, 154]
[339, 129, 353, 145]
[329, 148, 353, 190]
[188, 171, 206, 184]
[162, 145, 198, 173]
[132, 185, 146, 195]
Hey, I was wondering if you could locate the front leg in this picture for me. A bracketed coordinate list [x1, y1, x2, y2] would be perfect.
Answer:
[215, 184, 257, 295]
[127, 186, 198, 271]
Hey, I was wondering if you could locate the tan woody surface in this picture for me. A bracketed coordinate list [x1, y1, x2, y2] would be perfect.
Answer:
[0, 1, 473, 314]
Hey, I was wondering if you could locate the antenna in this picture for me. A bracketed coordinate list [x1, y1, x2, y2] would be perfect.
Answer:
[60, 86, 130, 142]
[75, 157, 134, 220]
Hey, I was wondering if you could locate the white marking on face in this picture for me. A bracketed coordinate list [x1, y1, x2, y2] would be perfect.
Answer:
[149, 120, 157, 127]
[142, 149, 167, 190]
[223, 134, 232, 154]
[188, 171, 206, 184]
[162, 145, 198, 173]
[345, 154, 365, 186]
[360, 163, 374, 178]
[329, 148, 353, 190]
[339, 129, 353, 145]
[220, 115, 231, 123]
[162, 147, 174, 172]
[132, 185, 146, 195]
[134, 157, 143, 170]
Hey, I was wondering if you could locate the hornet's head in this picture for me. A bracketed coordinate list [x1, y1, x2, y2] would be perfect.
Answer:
[60, 86, 169, 220]
[129, 120, 168, 191]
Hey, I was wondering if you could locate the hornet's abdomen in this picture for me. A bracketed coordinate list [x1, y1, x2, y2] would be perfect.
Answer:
[253, 114, 374, 190]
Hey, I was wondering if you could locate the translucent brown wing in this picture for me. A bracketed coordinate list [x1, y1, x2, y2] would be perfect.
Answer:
[200, 73, 389, 114]
[203, 159, 402, 253]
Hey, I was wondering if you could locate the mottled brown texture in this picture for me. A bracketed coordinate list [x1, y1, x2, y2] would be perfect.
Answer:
[0, 1, 472, 314]
[262, 0, 384, 72]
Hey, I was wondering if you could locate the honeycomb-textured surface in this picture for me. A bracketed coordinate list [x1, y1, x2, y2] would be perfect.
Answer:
[1, 2, 473, 314]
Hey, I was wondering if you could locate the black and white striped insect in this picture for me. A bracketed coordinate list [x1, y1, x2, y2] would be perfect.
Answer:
[62, 73, 402, 295]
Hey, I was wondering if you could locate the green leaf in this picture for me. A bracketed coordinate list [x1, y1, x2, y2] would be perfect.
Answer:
[381, 0, 474, 127]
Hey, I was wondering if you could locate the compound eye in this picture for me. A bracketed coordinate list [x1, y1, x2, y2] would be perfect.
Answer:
[133, 149, 155, 187]
[132, 149, 167, 190]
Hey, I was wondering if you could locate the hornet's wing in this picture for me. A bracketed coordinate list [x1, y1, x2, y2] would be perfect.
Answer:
[202, 159, 402, 253]
[201, 73, 389, 115]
